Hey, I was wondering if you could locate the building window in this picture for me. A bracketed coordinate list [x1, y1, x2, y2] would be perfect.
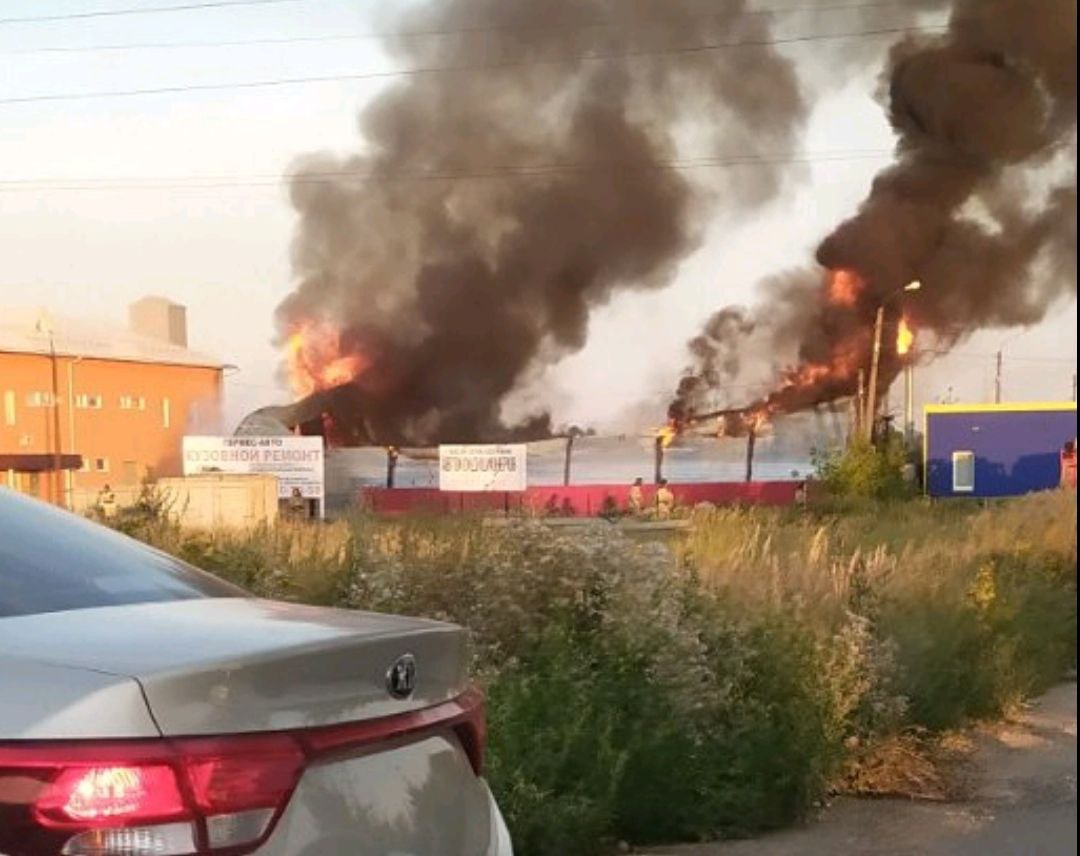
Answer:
[75, 393, 104, 409]
[122, 460, 139, 485]
[25, 391, 57, 407]
[119, 395, 147, 411]
[3, 390, 14, 426]
[952, 451, 975, 493]
[95, 458, 110, 473]
[163, 397, 171, 429]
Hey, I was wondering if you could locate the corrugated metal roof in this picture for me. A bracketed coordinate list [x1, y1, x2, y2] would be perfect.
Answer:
[0, 306, 222, 369]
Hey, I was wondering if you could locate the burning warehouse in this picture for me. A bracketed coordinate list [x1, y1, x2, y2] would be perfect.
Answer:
[250, 0, 1072, 476]
[671, 1, 1076, 423]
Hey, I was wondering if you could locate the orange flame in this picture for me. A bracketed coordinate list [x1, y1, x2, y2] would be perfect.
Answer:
[826, 268, 864, 307]
[896, 316, 915, 357]
[746, 409, 771, 433]
[656, 422, 678, 448]
[763, 335, 863, 409]
[285, 320, 367, 398]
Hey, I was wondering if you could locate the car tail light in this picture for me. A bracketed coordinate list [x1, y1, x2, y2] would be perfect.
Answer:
[0, 687, 486, 856]
[36, 765, 187, 824]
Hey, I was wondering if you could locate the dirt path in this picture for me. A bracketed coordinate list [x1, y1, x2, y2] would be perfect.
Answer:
[648, 682, 1077, 856]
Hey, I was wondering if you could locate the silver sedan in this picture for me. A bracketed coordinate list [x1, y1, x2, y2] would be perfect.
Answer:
[0, 487, 513, 856]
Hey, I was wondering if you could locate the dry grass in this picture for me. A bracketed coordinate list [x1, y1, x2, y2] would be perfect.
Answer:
[836, 730, 976, 802]
[682, 490, 1077, 614]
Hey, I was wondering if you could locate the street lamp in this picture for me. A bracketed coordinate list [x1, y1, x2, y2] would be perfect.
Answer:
[864, 280, 921, 442]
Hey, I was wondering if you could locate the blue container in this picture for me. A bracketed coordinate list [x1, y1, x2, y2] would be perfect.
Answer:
[923, 403, 1077, 498]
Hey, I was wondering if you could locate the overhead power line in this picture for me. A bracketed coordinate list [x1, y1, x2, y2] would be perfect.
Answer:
[0, 150, 895, 192]
[0, 0, 300, 26]
[2, 1, 923, 53]
[0, 23, 949, 106]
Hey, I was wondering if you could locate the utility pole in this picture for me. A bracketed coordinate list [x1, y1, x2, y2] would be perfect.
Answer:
[66, 357, 82, 510]
[864, 305, 885, 442]
[49, 334, 63, 505]
[862, 280, 922, 443]
[994, 350, 1003, 403]
[563, 434, 575, 486]
[1072, 373, 1077, 403]
[853, 369, 866, 444]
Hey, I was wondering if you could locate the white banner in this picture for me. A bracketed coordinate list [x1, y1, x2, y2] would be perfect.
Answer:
[182, 436, 324, 501]
[438, 444, 527, 492]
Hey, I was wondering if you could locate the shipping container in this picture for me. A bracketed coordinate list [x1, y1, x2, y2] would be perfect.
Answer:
[923, 402, 1077, 498]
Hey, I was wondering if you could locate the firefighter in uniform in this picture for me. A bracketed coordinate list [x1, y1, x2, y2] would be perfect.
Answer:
[655, 479, 675, 520]
[287, 487, 307, 520]
[98, 484, 117, 519]
[628, 478, 645, 517]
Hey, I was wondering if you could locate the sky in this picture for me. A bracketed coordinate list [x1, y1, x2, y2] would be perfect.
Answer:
[1, 0, 1076, 433]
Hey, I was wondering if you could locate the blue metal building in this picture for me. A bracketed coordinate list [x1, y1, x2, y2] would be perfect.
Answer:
[923, 402, 1077, 498]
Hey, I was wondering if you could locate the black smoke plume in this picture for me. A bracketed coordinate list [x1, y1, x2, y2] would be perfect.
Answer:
[278, 0, 810, 445]
[674, 0, 1077, 423]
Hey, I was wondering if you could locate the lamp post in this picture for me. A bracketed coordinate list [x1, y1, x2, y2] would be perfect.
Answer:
[34, 312, 64, 505]
[904, 360, 915, 446]
[864, 280, 921, 442]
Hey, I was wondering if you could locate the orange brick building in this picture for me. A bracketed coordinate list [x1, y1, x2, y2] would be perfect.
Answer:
[1, 297, 223, 506]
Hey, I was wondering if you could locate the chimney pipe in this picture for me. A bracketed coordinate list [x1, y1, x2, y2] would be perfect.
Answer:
[129, 296, 188, 348]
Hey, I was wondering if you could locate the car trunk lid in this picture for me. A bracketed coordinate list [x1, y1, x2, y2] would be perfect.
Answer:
[0, 598, 469, 735]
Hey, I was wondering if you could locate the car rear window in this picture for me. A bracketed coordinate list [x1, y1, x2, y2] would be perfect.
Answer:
[0, 489, 245, 619]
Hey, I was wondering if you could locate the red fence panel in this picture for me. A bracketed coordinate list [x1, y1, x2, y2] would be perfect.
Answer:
[359, 482, 801, 516]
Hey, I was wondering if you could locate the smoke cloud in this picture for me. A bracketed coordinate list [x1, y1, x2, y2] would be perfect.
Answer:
[278, 0, 813, 445]
[674, 0, 1077, 422]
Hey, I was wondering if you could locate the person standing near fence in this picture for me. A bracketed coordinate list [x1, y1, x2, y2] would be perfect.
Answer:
[628, 477, 644, 516]
[287, 487, 307, 520]
[97, 484, 117, 519]
[656, 479, 675, 520]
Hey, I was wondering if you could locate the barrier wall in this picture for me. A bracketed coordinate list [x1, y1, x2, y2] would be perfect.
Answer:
[359, 481, 801, 516]
[158, 473, 279, 530]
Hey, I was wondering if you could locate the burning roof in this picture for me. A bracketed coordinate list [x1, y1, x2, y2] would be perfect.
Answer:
[671, 0, 1076, 422]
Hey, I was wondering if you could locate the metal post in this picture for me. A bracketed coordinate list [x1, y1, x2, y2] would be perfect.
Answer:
[386, 447, 398, 489]
[994, 350, 1003, 403]
[654, 436, 664, 484]
[563, 434, 574, 487]
[744, 426, 756, 483]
